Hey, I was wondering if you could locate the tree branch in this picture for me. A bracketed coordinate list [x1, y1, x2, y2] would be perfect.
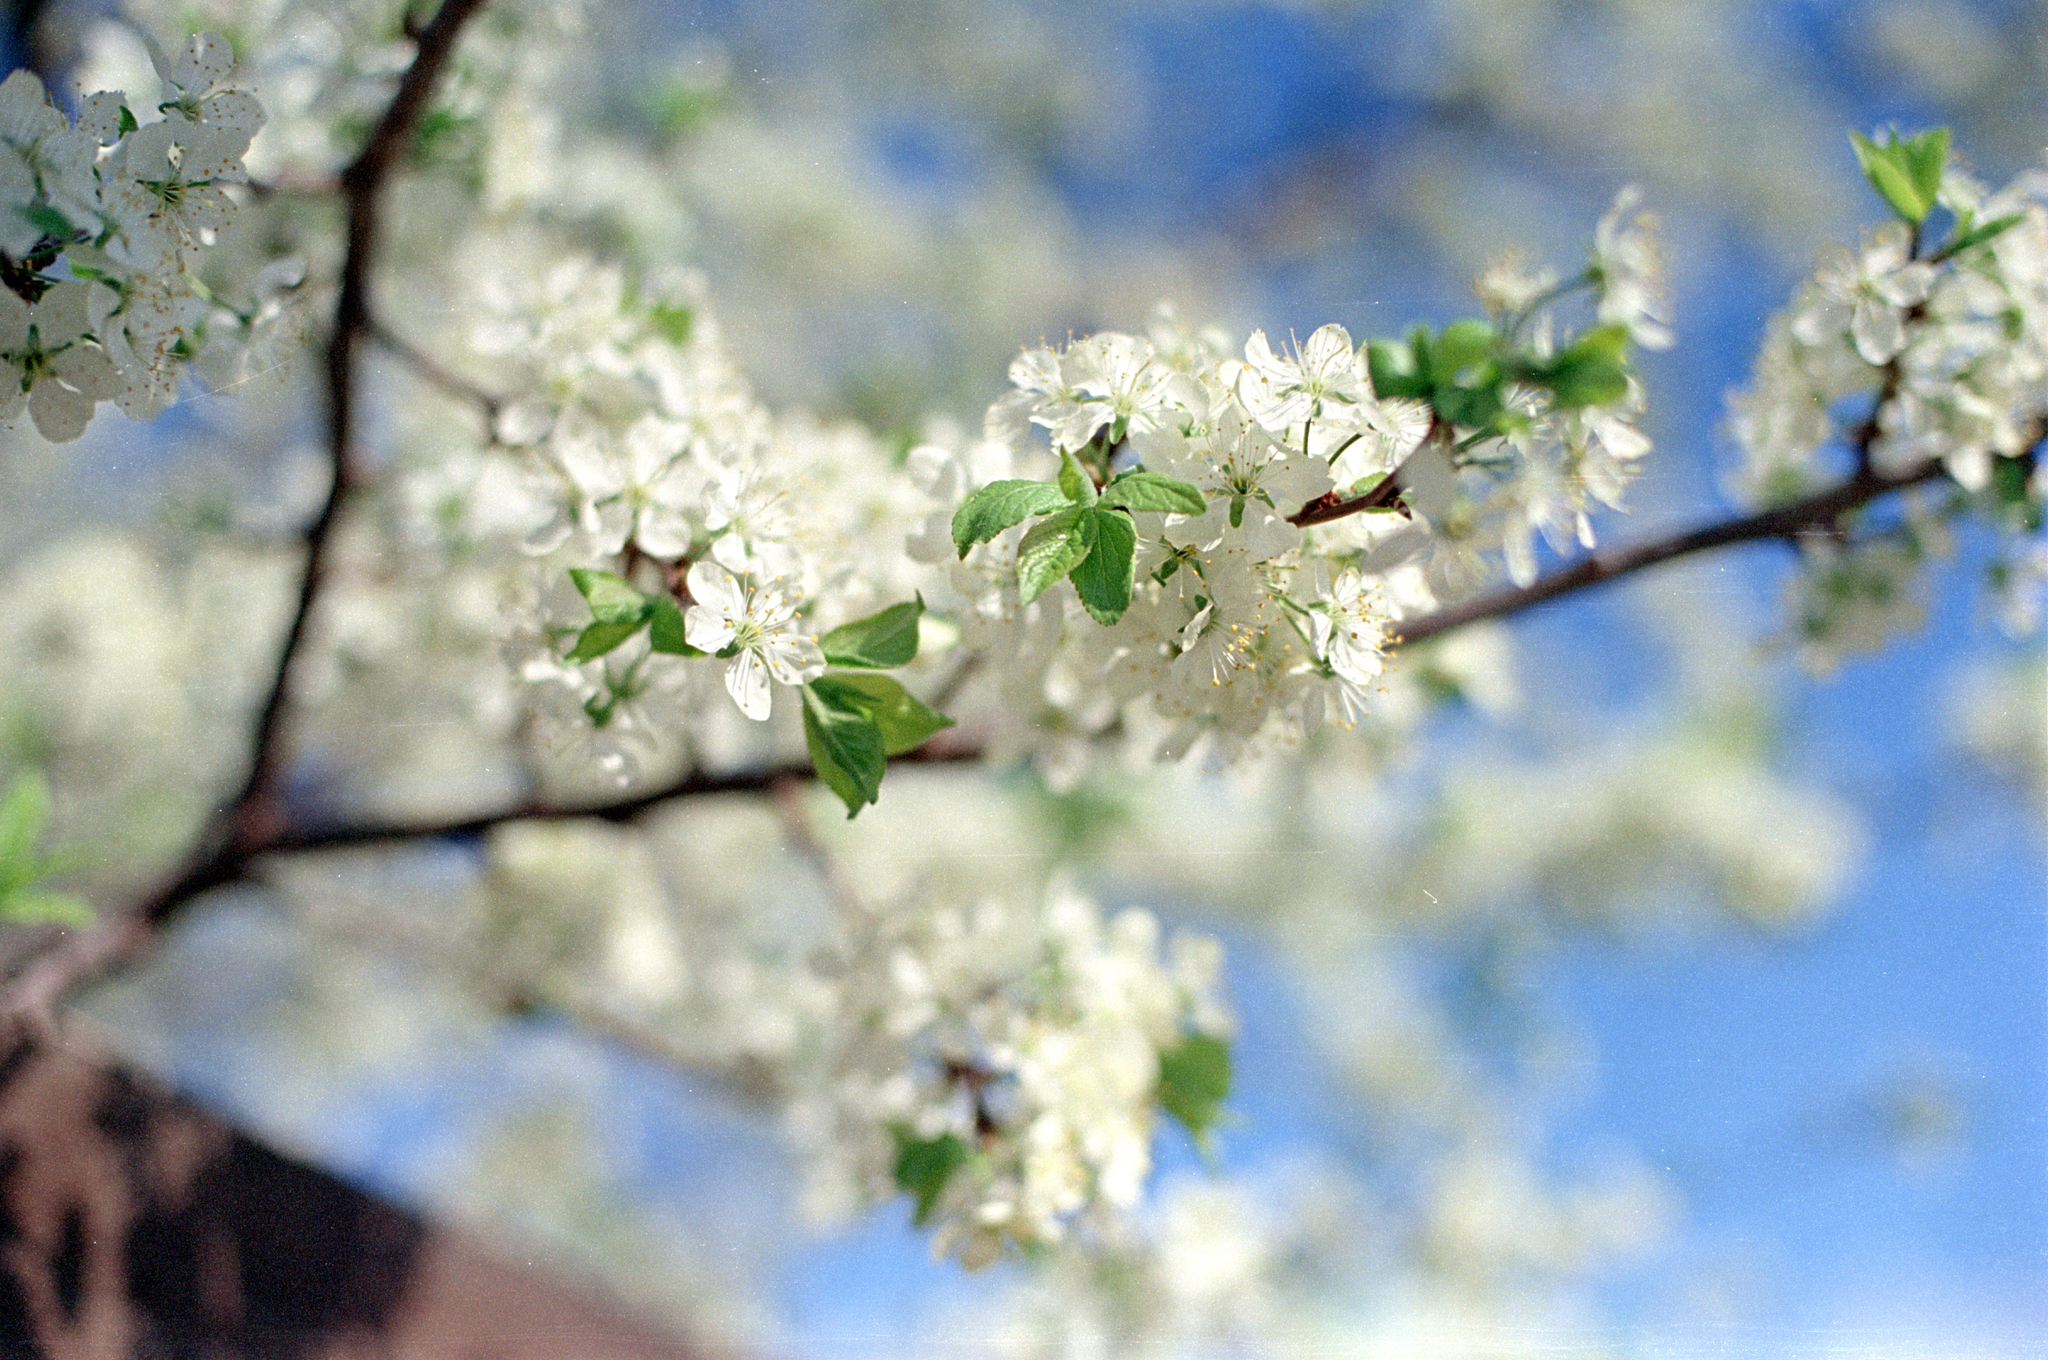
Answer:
[1286, 417, 1449, 528]
[268, 740, 984, 855]
[1396, 458, 1949, 644]
[2, 0, 499, 1031]
[1398, 410, 2041, 643]
[370, 316, 504, 426]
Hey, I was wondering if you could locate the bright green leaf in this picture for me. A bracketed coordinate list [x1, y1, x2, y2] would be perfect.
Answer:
[1505, 324, 1630, 410]
[802, 682, 888, 817]
[1069, 508, 1136, 624]
[1158, 1031, 1231, 1142]
[1432, 318, 1495, 380]
[0, 887, 92, 928]
[1532, 325, 1632, 408]
[1366, 337, 1427, 399]
[647, 596, 701, 655]
[1942, 212, 2023, 258]
[1100, 469, 1207, 515]
[1567, 323, 1631, 364]
[1058, 448, 1098, 505]
[1436, 379, 1505, 431]
[648, 302, 694, 347]
[892, 1130, 968, 1227]
[820, 597, 924, 669]
[811, 672, 953, 754]
[116, 104, 138, 135]
[1901, 126, 1950, 207]
[0, 770, 51, 876]
[1851, 130, 1934, 223]
[568, 568, 653, 626]
[951, 480, 1073, 557]
[1016, 507, 1096, 604]
[564, 618, 646, 663]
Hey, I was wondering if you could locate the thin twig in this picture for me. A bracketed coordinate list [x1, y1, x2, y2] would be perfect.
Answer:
[370, 316, 504, 424]
[266, 739, 985, 856]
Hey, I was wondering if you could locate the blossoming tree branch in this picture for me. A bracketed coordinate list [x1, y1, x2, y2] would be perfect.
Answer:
[0, 0, 2041, 1274]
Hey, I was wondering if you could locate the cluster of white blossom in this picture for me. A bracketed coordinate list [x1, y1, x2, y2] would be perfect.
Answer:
[0, 33, 263, 439]
[784, 879, 1228, 1267]
[1729, 154, 2048, 671]
[916, 191, 1664, 771]
[9, 4, 2042, 1340]
[446, 254, 931, 772]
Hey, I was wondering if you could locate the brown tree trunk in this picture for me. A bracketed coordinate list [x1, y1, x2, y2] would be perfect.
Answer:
[0, 1022, 708, 1360]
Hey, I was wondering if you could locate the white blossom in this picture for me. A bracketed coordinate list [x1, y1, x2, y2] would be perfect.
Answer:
[682, 561, 824, 720]
[1590, 185, 1674, 350]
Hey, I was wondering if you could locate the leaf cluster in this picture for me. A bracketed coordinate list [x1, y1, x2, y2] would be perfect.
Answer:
[564, 568, 698, 662]
[885, 1029, 1234, 1231]
[1851, 127, 1950, 226]
[951, 451, 1206, 625]
[802, 597, 953, 818]
[1369, 319, 1631, 439]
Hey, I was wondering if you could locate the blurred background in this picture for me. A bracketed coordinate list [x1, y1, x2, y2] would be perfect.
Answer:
[3, 0, 2044, 1355]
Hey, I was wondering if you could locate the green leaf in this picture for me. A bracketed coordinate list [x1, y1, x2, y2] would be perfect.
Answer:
[648, 302, 694, 347]
[1525, 324, 1632, 408]
[0, 887, 92, 928]
[1058, 448, 1098, 505]
[820, 597, 924, 668]
[1069, 508, 1136, 624]
[1435, 378, 1505, 431]
[1366, 337, 1428, 399]
[1942, 212, 2023, 258]
[811, 673, 953, 754]
[1851, 129, 1935, 223]
[1901, 126, 1950, 208]
[1015, 507, 1096, 605]
[564, 618, 646, 663]
[1099, 469, 1206, 515]
[1157, 1032, 1231, 1142]
[892, 1130, 969, 1227]
[19, 204, 76, 243]
[568, 568, 653, 626]
[802, 682, 888, 817]
[116, 104, 138, 136]
[1432, 318, 1495, 381]
[951, 480, 1073, 557]
[647, 596, 701, 655]
[1990, 455, 2044, 532]
[0, 770, 52, 877]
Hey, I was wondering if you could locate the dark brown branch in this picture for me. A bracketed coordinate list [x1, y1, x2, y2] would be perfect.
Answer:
[240, 0, 495, 849]
[1287, 467, 1408, 527]
[1287, 417, 1450, 529]
[1395, 459, 1949, 645]
[267, 739, 984, 856]
[2, 0, 499, 1030]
